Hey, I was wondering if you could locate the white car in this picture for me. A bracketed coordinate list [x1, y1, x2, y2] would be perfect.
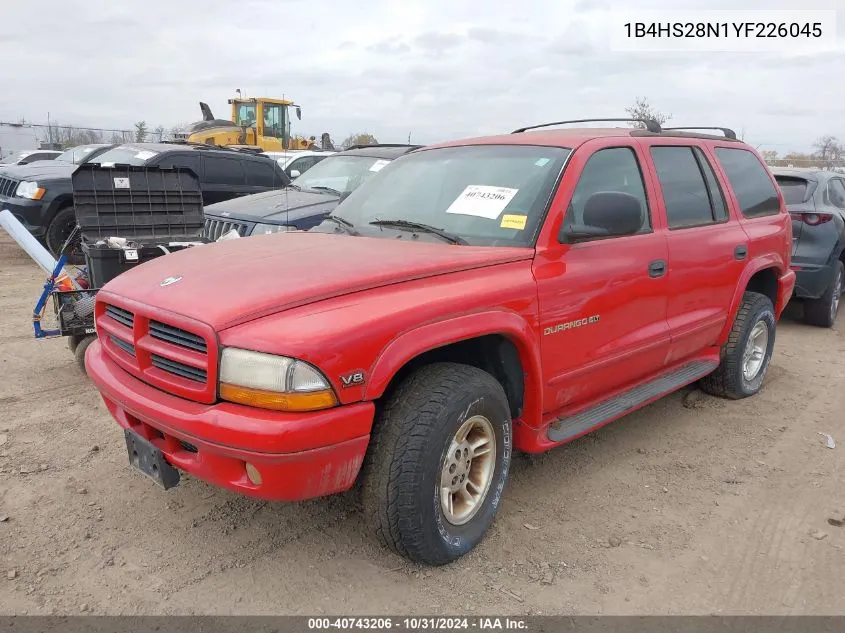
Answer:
[263, 150, 335, 178]
[0, 149, 62, 167]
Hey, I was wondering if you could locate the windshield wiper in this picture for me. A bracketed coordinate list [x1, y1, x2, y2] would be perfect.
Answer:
[309, 185, 344, 197]
[368, 219, 468, 245]
[324, 215, 358, 235]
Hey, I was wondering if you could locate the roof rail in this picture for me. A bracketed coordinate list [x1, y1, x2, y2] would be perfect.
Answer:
[512, 118, 662, 134]
[159, 140, 266, 154]
[344, 143, 423, 151]
[662, 126, 737, 140]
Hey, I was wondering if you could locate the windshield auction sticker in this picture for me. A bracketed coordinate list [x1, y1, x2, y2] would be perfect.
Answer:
[446, 185, 519, 220]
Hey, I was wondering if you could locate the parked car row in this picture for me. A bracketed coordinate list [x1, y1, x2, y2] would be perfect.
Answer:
[82, 119, 804, 566]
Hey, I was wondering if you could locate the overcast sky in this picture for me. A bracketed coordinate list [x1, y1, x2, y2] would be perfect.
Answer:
[0, 0, 843, 153]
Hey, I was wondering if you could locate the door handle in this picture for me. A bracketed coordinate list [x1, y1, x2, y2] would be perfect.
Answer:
[734, 245, 748, 260]
[648, 259, 667, 278]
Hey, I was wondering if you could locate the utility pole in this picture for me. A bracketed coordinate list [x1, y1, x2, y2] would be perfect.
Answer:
[47, 112, 53, 148]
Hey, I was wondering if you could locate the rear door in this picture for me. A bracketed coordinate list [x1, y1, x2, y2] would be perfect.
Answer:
[644, 141, 748, 364]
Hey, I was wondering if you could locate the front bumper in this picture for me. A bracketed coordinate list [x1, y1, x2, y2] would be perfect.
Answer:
[86, 340, 374, 501]
[0, 196, 48, 237]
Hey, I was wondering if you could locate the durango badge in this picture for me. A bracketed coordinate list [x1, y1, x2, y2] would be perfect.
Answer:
[544, 314, 600, 335]
[159, 276, 182, 287]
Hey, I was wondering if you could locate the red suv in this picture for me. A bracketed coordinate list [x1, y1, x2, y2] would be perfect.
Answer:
[86, 119, 794, 565]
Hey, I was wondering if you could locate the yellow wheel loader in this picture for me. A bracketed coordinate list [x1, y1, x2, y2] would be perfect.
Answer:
[180, 96, 328, 151]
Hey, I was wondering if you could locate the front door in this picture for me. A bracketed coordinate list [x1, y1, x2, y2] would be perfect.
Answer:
[534, 142, 671, 415]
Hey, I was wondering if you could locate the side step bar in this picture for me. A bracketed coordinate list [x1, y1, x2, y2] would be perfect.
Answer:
[547, 359, 719, 443]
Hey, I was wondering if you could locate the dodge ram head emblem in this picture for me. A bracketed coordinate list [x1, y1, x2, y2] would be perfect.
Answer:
[159, 276, 182, 287]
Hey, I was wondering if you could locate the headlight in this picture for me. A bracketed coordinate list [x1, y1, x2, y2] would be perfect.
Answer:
[252, 223, 298, 235]
[219, 347, 337, 412]
[15, 181, 46, 200]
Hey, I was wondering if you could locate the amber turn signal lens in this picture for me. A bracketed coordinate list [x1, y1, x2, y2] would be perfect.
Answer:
[31, 188, 46, 200]
[219, 383, 337, 412]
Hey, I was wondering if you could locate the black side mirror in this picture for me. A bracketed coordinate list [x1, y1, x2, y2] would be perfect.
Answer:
[559, 191, 644, 243]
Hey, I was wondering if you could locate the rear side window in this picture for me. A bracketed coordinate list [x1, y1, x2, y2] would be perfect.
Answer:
[204, 156, 245, 185]
[651, 146, 721, 228]
[246, 160, 283, 188]
[155, 154, 201, 179]
[774, 176, 810, 206]
[714, 148, 780, 217]
[828, 179, 845, 209]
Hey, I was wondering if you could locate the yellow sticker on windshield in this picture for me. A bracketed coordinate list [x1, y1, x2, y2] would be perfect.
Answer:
[500, 214, 528, 230]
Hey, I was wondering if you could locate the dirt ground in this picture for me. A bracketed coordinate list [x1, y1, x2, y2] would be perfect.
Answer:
[1, 231, 844, 616]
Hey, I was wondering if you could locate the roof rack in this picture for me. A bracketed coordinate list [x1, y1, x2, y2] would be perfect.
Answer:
[344, 143, 423, 151]
[159, 140, 266, 154]
[512, 118, 662, 134]
[662, 127, 737, 140]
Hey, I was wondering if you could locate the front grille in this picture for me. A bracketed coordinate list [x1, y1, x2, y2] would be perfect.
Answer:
[105, 305, 134, 329]
[110, 335, 136, 356]
[150, 320, 207, 353]
[203, 217, 249, 241]
[151, 354, 207, 383]
[99, 300, 216, 402]
[0, 177, 19, 198]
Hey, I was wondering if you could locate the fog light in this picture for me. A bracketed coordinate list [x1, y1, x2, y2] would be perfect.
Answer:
[245, 462, 262, 486]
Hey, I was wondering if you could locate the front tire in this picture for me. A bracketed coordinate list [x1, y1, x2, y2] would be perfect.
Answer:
[74, 335, 96, 375]
[700, 291, 776, 399]
[803, 260, 843, 328]
[361, 363, 512, 565]
[45, 206, 83, 265]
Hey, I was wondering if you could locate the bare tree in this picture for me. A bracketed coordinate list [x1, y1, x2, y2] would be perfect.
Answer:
[134, 121, 148, 143]
[812, 135, 844, 170]
[342, 132, 379, 149]
[152, 125, 166, 142]
[760, 149, 779, 162]
[624, 97, 671, 129]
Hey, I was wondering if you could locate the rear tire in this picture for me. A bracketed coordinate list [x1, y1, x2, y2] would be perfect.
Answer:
[45, 206, 83, 265]
[803, 261, 843, 328]
[74, 335, 96, 375]
[700, 291, 775, 400]
[361, 363, 512, 565]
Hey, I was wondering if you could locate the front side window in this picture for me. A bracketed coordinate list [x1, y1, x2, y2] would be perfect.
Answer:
[326, 144, 570, 246]
[563, 147, 650, 234]
[55, 145, 102, 164]
[715, 147, 781, 217]
[235, 103, 256, 127]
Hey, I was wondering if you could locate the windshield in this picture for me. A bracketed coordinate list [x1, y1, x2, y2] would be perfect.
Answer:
[320, 145, 571, 246]
[55, 145, 104, 164]
[88, 146, 159, 167]
[293, 155, 393, 195]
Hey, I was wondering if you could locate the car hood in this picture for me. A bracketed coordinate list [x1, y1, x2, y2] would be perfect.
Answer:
[101, 231, 534, 330]
[203, 188, 339, 223]
[0, 162, 76, 181]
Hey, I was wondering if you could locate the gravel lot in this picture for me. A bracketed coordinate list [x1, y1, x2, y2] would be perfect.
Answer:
[1, 231, 844, 615]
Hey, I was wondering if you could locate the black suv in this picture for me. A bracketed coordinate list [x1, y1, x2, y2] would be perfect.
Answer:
[773, 167, 845, 327]
[202, 144, 421, 239]
[1, 141, 289, 263]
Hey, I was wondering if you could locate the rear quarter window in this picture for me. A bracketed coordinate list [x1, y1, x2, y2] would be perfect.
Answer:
[714, 148, 781, 217]
[774, 176, 810, 206]
[204, 155, 246, 186]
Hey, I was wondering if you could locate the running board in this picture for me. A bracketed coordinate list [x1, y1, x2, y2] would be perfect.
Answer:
[546, 359, 718, 443]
